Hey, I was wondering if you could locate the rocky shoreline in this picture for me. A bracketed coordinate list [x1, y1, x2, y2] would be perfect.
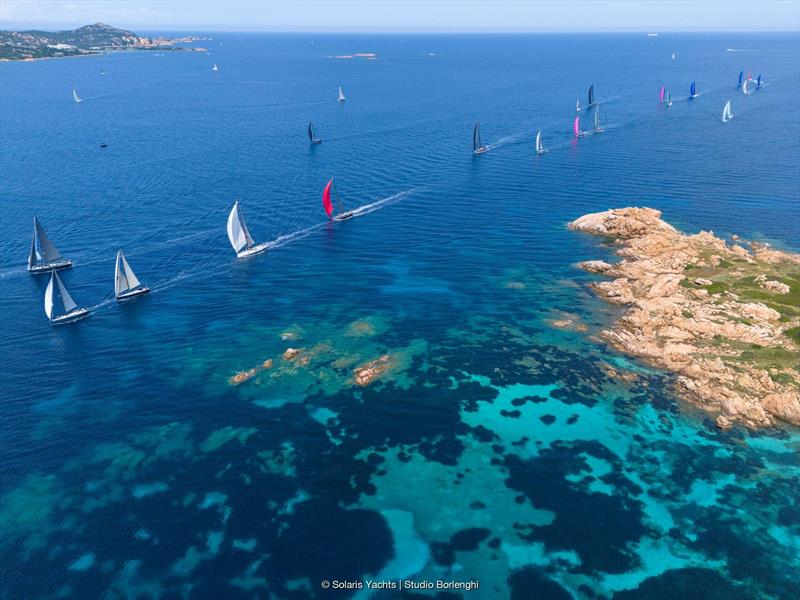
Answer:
[569, 207, 800, 429]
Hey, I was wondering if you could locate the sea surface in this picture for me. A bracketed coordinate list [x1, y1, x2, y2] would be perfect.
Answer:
[1, 33, 799, 599]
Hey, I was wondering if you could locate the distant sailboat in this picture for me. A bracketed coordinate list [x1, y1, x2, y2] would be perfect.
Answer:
[576, 98, 581, 112]
[756, 74, 762, 89]
[535, 130, 548, 155]
[742, 79, 751, 95]
[659, 85, 665, 104]
[665, 90, 672, 106]
[115, 249, 149, 301]
[722, 100, 733, 123]
[672, 52, 676, 60]
[100, 68, 105, 76]
[72, 89, 82, 103]
[689, 80, 697, 99]
[473, 122, 488, 154]
[44, 270, 89, 325]
[308, 121, 322, 144]
[573, 116, 581, 138]
[588, 84, 596, 107]
[593, 108, 604, 133]
[323, 178, 354, 221]
[226, 201, 268, 258]
[212, 64, 219, 71]
[28, 217, 72, 273]
[338, 86, 346, 102]
[737, 70, 744, 87]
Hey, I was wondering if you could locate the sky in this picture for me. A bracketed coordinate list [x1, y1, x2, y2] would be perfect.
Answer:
[1, 0, 798, 33]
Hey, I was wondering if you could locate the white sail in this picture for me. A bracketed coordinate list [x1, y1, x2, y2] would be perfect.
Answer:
[742, 79, 750, 95]
[73, 89, 81, 103]
[722, 100, 733, 122]
[576, 99, 580, 112]
[44, 273, 54, 320]
[338, 86, 346, 102]
[54, 270, 78, 314]
[594, 108, 600, 130]
[536, 130, 543, 153]
[227, 201, 255, 253]
[212, 64, 218, 71]
[115, 249, 142, 297]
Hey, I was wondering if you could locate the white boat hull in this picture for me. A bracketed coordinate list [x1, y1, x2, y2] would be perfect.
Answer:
[50, 307, 90, 325]
[116, 286, 150, 301]
[236, 244, 269, 258]
[334, 212, 355, 221]
[311, 139, 322, 144]
[473, 147, 488, 155]
[536, 149, 549, 155]
[29, 259, 72, 274]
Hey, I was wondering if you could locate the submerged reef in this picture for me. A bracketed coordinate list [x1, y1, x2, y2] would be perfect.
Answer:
[570, 207, 800, 428]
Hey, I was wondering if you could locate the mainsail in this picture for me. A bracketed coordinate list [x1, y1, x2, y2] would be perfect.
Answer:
[722, 100, 733, 122]
[473, 122, 482, 151]
[226, 201, 255, 253]
[308, 122, 315, 141]
[535, 130, 544, 153]
[742, 79, 750, 95]
[576, 99, 581, 112]
[690, 80, 697, 97]
[738, 70, 744, 87]
[659, 86, 665, 103]
[594, 108, 601, 131]
[338, 86, 346, 102]
[588, 84, 595, 106]
[45, 270, 78, 320]
[73, 89, 81, 103]
[115, 249, 142, 297]
[756, 74, 762, 89]
[322, 178, 334, 218]
[29, 218, 63, 269]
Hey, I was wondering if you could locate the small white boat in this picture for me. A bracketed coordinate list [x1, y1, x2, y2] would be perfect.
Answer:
[576, 98, 581, 112]
[722, 100, 733, 123]
[672, 52, 676, 60]
[115, 249, 149, 301]
[212, 64, 219, 71]
[338, 86, 346, 102]
[73, 89, 82, 103]
[28, 217, 72, 273]
[742, 79, 751, 96]
[473, 122, 488, 154]
[45, 270, 89, 325]
[227, 201, 268, 258]
[593, 108, 604, 133]
[665, 90, 672, 106]
[535, 130, 548, 155]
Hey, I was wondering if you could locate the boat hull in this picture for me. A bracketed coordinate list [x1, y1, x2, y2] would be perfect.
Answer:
[50, 307, 90, 325]
[334, 212, 355, 221]
[116, 287, 150, 301]
[473, 147, 489, 155]
[311, 139, 322, 144]
[236, 244, 269, 258]
[29, 259, 72, 274]
[536, 149, 549, 155]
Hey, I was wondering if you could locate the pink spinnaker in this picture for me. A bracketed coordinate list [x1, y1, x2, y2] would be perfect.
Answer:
[659, 86, 665, 103]
[322, 178, 334, 218]
[573, 116, 580, 138]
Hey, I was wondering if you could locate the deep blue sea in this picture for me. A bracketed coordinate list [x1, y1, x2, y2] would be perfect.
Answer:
[1, 33, 799, 599]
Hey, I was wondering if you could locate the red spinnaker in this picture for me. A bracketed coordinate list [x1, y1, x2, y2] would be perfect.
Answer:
[322, 178, 334, 218]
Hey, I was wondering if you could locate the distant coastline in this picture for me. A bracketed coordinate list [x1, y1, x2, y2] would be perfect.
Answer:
[0, 22, 206, 61]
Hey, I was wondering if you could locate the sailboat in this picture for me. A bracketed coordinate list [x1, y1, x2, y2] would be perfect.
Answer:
[672, 52, 676, 60]
[28, 217, 72, 273]
[659, 85, 665, 104]
[44, 270, 89, 325]
[338, 86, 346, 102]
[593, 108, 604, 133]
[100, 68, 105, 76]
[72, 89, 82, 103]
[737, 70, 744, 87]
[665, 90, 672, 107]
[689, 80, 697, 99]
[573, 116, 584, 138]
[212, 64, 219, 71]
[535, 130, 548, 155]
[473, 122, 488, 154]
[323, 178, 354, 221]
[226, 201, 268, 258]
[114, 249, 149, 301]
[576, 99, 581, 112]
[722, 100, 733, 123]
[742, 79, 751, 95]
[588, 84, 596, 107]
[756, 74, 762, 89]
[308, 121, 322, 144]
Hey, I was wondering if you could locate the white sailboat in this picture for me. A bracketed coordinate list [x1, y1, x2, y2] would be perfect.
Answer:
[742, 79, 751, 96]
[115, 249, 150, 301]
[722, 100, 733, 123]
[73, 89, 82, 103]
[535, 130, 548, 155]
[44, 270, 89, 325]
[593, 107, 604, 133]
[576, 98, 581, 112]
[338, 86, 346, 102]
[212, 64, 219, 71]
[227, 201, 268, 258]
[28, 217, 72, 273]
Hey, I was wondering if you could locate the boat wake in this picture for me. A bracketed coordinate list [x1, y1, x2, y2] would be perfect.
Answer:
[486, 132, 527, 150]
[340, 188, 417, 219]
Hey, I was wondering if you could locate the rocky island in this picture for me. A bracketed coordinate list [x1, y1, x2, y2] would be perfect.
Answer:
[0, 22, 204, 61]
[570, 207, 799, 429]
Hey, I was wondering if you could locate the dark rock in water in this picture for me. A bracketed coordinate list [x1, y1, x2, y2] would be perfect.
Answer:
[450, 527, 491, 551]
[540, 414, 556, 425]
[430, 541, 455, 566]
[509, 567, 572, 600]
[566, 414, 579, 425]
[501, 409, 522, 418]
[611, 568, 753, 600]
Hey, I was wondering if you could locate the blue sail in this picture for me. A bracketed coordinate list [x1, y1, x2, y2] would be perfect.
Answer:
[757, 74, 762, 88]
[738, 71, 743, 87]
[690, 80, 696, 97]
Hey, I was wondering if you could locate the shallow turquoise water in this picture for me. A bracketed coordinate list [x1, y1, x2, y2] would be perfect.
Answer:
[0, 33, 798, 599]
